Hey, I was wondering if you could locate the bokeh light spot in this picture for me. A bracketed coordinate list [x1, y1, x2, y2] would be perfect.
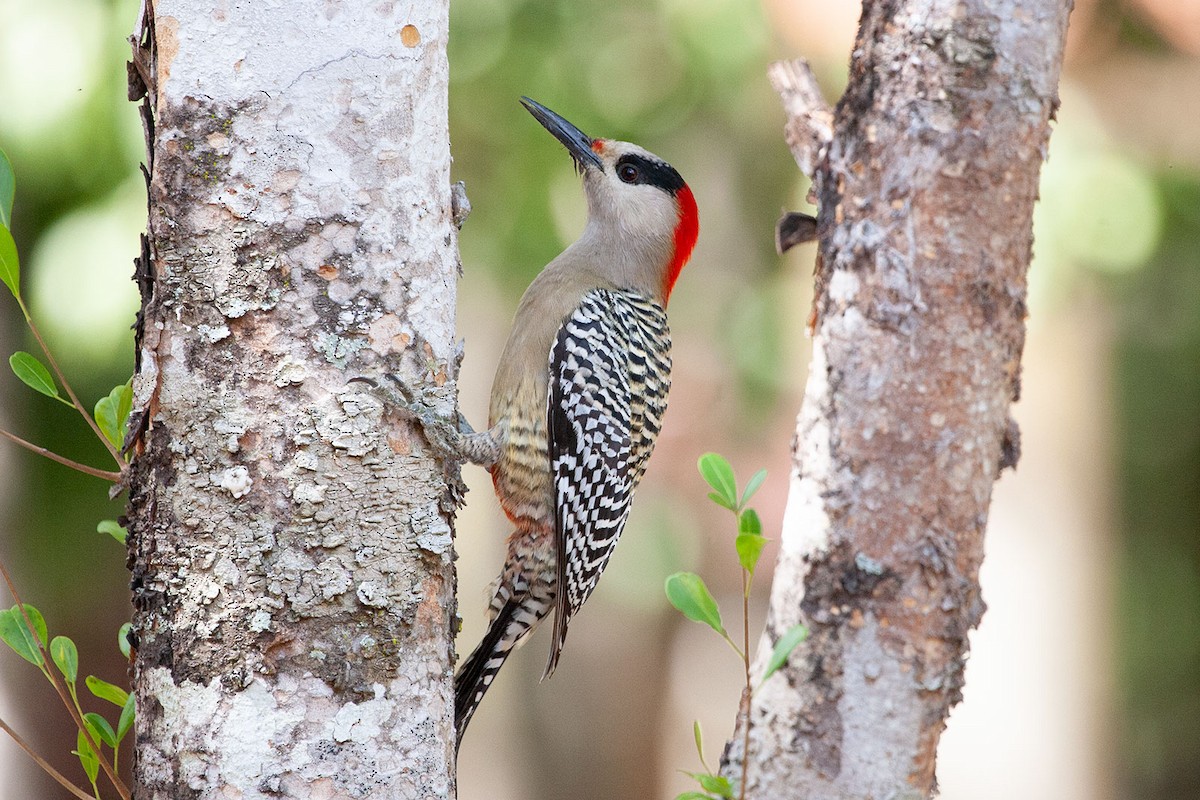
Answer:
[0, 0, 104, 142]
[28, 178, 143, 364]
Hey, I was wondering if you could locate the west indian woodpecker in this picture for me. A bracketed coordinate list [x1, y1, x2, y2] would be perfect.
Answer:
[379, 97, 698, 749]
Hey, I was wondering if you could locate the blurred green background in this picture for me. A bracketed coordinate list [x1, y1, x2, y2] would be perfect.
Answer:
[1, 0, 1197, 798]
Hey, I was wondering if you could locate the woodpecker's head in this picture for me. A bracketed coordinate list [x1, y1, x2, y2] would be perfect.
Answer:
[521, 97, 699, 304]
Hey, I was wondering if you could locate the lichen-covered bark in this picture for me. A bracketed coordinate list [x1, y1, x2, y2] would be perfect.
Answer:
[125, 1, 459, 797]
[725, 1, 1072, 796]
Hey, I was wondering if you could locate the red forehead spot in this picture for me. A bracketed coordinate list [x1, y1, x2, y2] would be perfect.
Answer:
[663, 184, 698, 304]
[591, 139, 606, 154]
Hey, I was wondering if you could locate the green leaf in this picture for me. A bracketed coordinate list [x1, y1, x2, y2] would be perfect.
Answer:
[94, 380, 133, 450]
[740, 468, 767, 507]
[86, 675, 129, 707]
[762, 624, 809, 683]
[698, 453, 737, 510]
[97, 520, 128, 544]
[665, 572, 724, 636]
[738, 508, 762, 537]
[698, 773, 734, 798]
[116, 378, 133, 436]
[735, 532, 768, 577]
[0, 604, 47, 665]
[83, 712, 117, 749]
[0, 147, 13, 229]
[0, 223, 19, 300]
[50, 636, 79, 684]
[736, 510, 768, 576]
[74, 730, 100, 784]
[116, 694, 135, 743]
[94, 394, 117, 447]
[706, 491, 736, 511]
[117, 622, 132, 659]
[9, 351, 59, 399]
[693, 720, 705, 765]
[674, 793, 716, 800]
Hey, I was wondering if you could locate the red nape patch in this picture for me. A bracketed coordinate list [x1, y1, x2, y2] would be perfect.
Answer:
[663, 184, 698, 304]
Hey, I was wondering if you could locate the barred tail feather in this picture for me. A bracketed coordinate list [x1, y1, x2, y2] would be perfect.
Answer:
[455, 593, 553, 750]
[455, 600, 516, 749]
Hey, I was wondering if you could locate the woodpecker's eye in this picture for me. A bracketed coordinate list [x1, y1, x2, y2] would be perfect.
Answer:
[617, 163, 640, 184]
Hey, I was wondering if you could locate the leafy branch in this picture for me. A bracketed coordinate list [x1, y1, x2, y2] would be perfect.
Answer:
[0, 148, 131, 484]
[0, 559, 133, 800]
[0, 716, 96, 800]
[666, 453, 808, 800]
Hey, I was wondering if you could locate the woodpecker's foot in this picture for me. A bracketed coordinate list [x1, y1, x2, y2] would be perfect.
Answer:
[454, 416, 504, 468]
[351, 375, 500, 468]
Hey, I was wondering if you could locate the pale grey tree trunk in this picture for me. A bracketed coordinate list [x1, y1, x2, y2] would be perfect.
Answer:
[724, 1, 1073, 797]
[125, 1, 460, 797]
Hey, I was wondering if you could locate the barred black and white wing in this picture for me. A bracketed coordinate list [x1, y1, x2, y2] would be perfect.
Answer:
[545, 288, 671, 676]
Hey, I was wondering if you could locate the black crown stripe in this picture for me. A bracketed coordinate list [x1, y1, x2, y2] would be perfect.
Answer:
[615, 153, 686, 196]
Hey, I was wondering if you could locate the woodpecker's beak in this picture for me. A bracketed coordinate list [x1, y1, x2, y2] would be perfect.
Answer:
[520, 97, 603, 171]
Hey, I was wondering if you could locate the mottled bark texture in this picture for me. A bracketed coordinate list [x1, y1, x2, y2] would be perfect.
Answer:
[725, 1, 1072, 797]
[125, 1, 460, 797]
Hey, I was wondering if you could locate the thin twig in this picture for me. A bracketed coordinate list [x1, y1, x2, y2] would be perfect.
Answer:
[17, 299, 123, 467]
[0, 560, 132, 800]
[0, 429, 122, 482]
[0, 715, 97, 800]
[739, 569, 752, 800]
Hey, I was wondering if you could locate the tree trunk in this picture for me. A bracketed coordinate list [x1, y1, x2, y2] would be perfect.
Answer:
[125, 1, 460, 797]
[726, 1, 1072, 796]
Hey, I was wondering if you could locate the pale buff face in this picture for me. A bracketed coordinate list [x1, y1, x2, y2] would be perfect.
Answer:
[581, 139, 681, 247]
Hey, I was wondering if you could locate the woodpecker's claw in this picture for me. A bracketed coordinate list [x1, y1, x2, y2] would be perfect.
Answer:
[370, 374, 461, 461]
[350, 375, 500, 468]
